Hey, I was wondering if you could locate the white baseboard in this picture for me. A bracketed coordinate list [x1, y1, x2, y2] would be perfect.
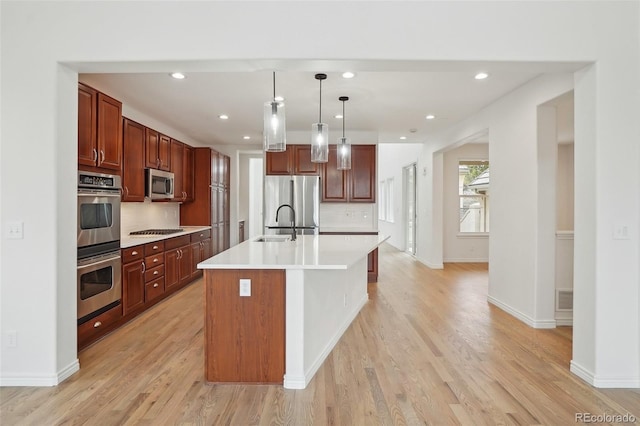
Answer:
[487, 296, 556, 329]
[424, 261, 444, 269]
[0, 359, 79, 387]
[284, 293, 368, 390]
[443, 257, 489, 263]
[570, 361, 640, 388]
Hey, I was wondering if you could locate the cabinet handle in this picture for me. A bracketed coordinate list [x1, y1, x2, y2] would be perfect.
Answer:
[131, 250, 138, 256]
[153, 245, 159, 250]
[153, 283, 159, 288]
[157, 159, 160, 167]
[92, 149, 98, 162]
[153, 270, 159, 275]
[125, 186, 129, 196]
[153, 258, 159, 263]
[100, 150, 105, 164]
[93, 321, 102, 328]
[141, 261, 146, 274]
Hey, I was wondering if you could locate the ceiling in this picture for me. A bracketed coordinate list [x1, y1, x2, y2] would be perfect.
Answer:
[80, 65, 574, 148]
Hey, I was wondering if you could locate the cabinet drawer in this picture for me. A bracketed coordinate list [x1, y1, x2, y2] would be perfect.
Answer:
[78, 303, 122, 348]
[122, 245, 144, 264]
[165, 235, 190, 250]
[145, 278, 165, 302]
[145, 241, 165, 256]
[191, 229, 211, 243]
[145, 264, 165, 282]
[145, 253, 164, 267]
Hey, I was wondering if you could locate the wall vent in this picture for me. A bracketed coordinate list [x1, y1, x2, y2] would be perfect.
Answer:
[556, 289, 574, 311]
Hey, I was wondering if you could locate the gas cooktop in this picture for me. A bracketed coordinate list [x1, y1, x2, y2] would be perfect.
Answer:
[129, 228, 184, 236]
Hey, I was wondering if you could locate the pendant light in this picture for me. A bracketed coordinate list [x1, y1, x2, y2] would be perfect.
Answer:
[337, 96, 351, 170]
[263, 71, 286, 152]
[311, 73, 328, 163]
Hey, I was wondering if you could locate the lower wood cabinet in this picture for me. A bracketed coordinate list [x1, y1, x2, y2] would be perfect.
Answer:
[165, 235, 192, 291]
[77, 303, 122, 350]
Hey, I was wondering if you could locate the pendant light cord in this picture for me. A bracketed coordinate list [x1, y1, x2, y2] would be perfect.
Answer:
[273, 72, 276, 101]
[342, 99, 345, 137]
[319, 79, 322, 123]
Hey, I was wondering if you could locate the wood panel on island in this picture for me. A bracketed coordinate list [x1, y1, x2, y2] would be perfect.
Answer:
[78, 83, 122, 173]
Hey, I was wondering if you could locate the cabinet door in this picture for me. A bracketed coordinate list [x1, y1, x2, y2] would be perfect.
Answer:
[367, 248, 378, 283]
[266, 150, 291, 175]
[78, 84, 97, 167]
[210, 150, 220, 186]
[349, 145, 376, 202]
[322, 146, 348, 202]
[202, 238, 212, 260]
[96, 92, 122, 170]
[211, 225, 220, 256]
[165, 249, 180, 290]
[183, 145, 194, 202]
[190, 241, 201, 279]
[179, 245, 192, 285]
[122, 118, 146, 202]
[145, 128, 159, 169]
[223, 155, 231, 188]
[293, 145, 320, 175]
[122, 260, 145, 315]
[158, 134, 172, 171]
[171, 140, 184, 201]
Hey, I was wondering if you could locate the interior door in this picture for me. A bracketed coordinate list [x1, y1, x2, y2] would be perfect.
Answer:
[404, 163, 417, 255]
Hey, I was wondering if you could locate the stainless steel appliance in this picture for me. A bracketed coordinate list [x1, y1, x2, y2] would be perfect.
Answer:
[146, 168, 174, 200]
[264, 175, 320, 235]
[77, 171, 122, 324]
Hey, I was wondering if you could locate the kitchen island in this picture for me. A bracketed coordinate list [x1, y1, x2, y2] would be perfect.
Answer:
[198, 233, 388, 389]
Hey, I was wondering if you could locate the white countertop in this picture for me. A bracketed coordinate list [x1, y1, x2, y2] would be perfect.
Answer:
[198, 234, 388, 270]
[120, 226, 211, 248]
[319, 227, 379, 234]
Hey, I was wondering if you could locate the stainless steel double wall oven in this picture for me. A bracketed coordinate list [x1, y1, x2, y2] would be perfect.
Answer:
[77, 171, 122, 325]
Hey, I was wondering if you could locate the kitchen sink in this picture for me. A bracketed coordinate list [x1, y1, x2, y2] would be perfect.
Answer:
[253, 236, 292, 243]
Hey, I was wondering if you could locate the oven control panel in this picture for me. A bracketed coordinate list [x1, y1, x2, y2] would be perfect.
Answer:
[78, 171, 121, 190]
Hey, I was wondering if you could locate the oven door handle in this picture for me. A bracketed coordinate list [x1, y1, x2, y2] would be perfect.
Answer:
[78, 189, 122, 197]
[77, 254, 121, 271]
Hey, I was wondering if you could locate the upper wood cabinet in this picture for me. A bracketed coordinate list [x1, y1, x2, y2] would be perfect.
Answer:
[145, 128, 171, 171]
[183, 145, 194, 202]
[78, 83, 122, 172]
[170, 139, 194, 202]
[265, 145, 320, 176]
[321, 144, 376, 203]
[122, 118, 146, 202]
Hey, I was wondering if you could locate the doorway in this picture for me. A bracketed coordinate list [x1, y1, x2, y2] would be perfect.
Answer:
[403, 163, 417, 255]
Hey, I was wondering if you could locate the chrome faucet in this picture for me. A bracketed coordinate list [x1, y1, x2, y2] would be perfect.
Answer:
[275, 204, 297, 241]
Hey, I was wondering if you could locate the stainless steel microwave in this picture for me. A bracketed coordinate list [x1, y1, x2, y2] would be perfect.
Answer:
[146, 168, 174, 200]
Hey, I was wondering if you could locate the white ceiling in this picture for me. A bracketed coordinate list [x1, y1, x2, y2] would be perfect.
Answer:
[80, 63, 576, 148]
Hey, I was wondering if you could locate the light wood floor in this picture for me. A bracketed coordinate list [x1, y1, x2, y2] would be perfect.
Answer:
[2, 244, 639, 425]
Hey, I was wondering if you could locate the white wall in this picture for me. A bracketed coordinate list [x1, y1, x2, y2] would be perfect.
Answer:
[377, 143, 422, 250]
[1, 1, 638, 388]
[442, 143, 489, 262]
[557, 144, 575, 231]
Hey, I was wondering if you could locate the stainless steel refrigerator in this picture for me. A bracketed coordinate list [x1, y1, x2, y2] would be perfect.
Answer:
[264, 175, 320, 235]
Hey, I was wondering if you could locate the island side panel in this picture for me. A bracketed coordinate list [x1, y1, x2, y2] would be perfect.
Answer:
[204, 269, 286, 384]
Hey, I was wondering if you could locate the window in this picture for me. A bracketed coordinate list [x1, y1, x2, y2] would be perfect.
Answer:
[459, 160, 489, 233]
[378, 178, 394, 222]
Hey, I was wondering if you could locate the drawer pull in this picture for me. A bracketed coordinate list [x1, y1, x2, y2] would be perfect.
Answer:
[153, 271, 159, 275]
[153, 258, 159, 263]
[153, 245, 159, 250]
[93, 321, 102, 328]
[132, 251, 138, 256]
[153, 283, 159, 288]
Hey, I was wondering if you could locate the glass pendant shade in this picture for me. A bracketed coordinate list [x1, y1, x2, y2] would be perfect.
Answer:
[263, 100, 286, 152]
[263, 72, 286, 152]
[311, 122, 329, 162]
[337, 137, 351, 170]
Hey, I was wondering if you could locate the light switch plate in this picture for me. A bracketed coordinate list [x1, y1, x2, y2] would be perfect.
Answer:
[6, 221, 24, 239]
[239, 279, 251, 297]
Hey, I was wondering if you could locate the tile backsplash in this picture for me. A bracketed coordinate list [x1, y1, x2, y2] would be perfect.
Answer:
[319, 203, 377, 229]
[121, 200, 180, 237]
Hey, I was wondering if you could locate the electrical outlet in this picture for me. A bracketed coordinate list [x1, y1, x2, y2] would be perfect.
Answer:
[7, 331, 17, 347]
[239, 279, 251, 297]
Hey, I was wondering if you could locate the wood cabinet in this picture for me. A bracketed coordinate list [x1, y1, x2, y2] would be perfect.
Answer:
[189, 230, 212, 279]
[122, 245, 145, 316]
[122, 118, 146, 202]
[78, 83, 122, 172]
[181, 148, 230, 253]
[170, 140, 194, 202]
[144, 128, 171, 171]
[204, 269, 285, 384]
[321, 144, 376, 203]
[165, 235, 192, 291]
[265, 144, 320, 175]
[77, 303, 122, 350]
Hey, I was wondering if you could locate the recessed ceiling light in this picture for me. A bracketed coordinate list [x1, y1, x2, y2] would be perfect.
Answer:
[342, 71, 355, 79]
[400, 136, 407, 140]
[335, 114, 343, 119]
[243, 136, 251, 140]
[425, 114, 436, 120]
[218, 114, 229, 120]
[274, 96, 284, 102]
[170, 72, 186, 79]
[474, 72, 489, 80]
